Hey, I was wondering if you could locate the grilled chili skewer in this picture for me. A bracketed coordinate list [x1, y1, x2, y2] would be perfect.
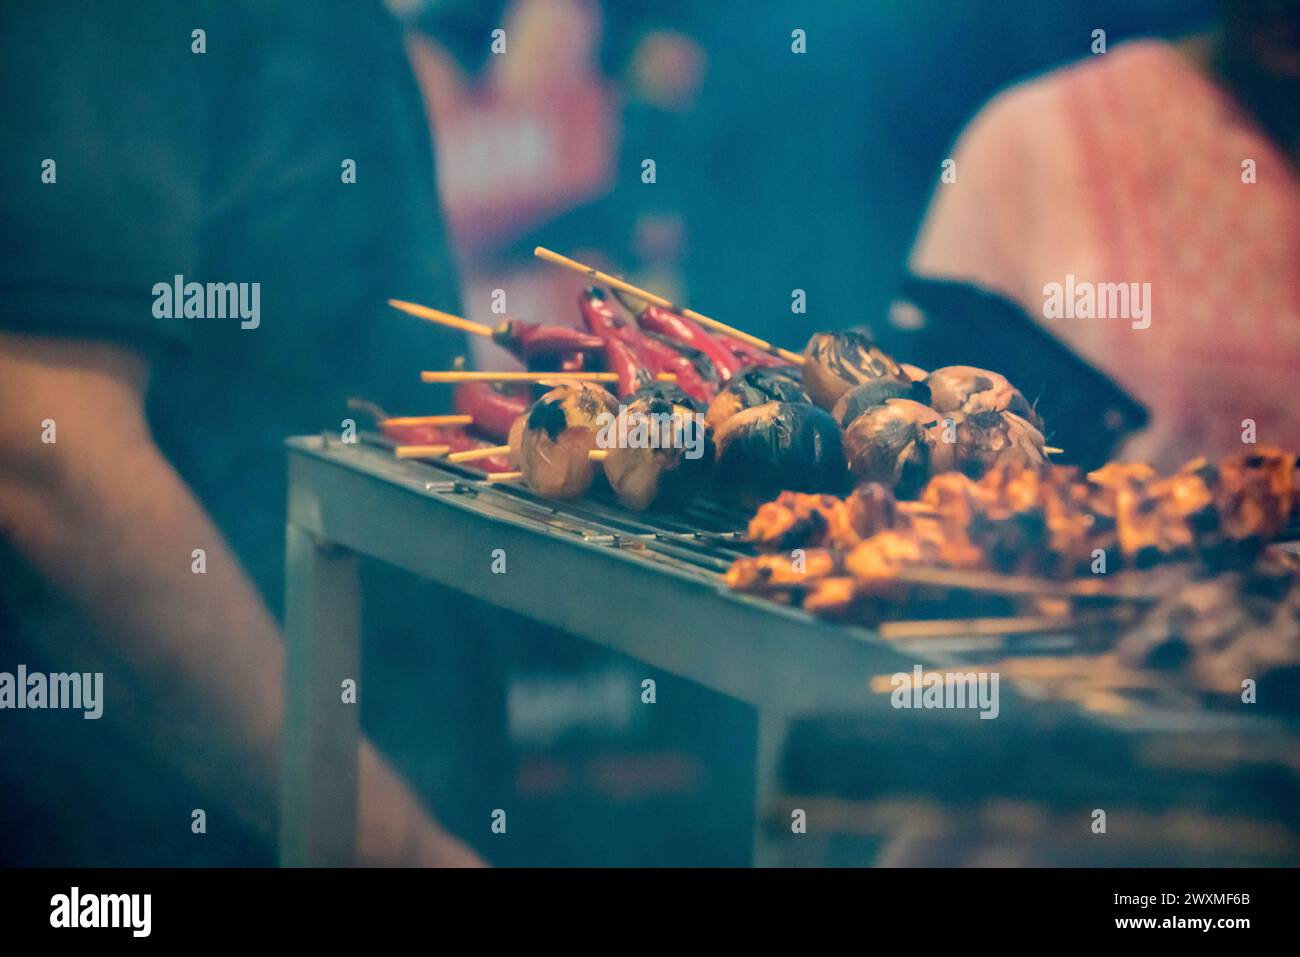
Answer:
[634, 303, 746, 381]
[452, 381, 531, 441]
[492, 319, 606, 358]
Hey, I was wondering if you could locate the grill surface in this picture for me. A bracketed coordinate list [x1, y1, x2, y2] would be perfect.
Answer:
[286, 434, 1300, 865]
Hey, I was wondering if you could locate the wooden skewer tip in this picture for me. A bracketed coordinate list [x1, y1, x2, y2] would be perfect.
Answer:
[446, 445, 512, 463]
[394, 444, 452, 459]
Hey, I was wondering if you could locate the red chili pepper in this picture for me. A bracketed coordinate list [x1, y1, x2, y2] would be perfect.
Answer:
[627, 333, 716, 404]
[727, 337, 790, 369]
[378, 420, 448, 446]
[602, 336, 654, 397]
[492, 320, 605, 358]
[452, 381, 530, 441]
[578, 288, 656, 397]
[635, 305, 745, 381]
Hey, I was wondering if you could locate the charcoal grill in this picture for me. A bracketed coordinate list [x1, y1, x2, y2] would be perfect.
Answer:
[281, 434, 1300, 866]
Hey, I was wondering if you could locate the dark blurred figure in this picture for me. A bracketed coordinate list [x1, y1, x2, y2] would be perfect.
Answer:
[0, 0, 477, 865]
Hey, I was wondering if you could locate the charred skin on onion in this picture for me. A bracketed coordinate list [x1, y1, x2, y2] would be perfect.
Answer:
[631, 381, 705, 413]
[842, 398, 954, 498]
[519, 382, 619, 498]
[704, 366, 807, 431]
[713, 401, 848, 507]
[801, 329, 907, 410]
[925, 365, 1042, 430]
[830, 377, 930, 428]
[950, 408, 1047, 479]
[602, 394, 713, 510]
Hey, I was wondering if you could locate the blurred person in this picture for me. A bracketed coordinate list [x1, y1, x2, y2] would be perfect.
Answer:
[912, 1, 1299, 467]
[671, 2, 1209, 355]
[0, 0, 480, 865]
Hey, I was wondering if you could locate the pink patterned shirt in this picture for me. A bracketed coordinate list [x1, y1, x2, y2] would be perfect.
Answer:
[912, 40, 1300, 469]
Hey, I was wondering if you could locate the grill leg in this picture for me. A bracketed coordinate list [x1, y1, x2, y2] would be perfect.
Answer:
[752, 710, 790, 867]
[281, 523, 362, 866]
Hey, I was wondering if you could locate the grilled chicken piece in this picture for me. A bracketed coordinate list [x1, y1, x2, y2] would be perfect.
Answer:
[844, 530, 928, 585]
[746, 484, 898, 552]
[725, 548, 839, 592]
[802, 576, 861, 618]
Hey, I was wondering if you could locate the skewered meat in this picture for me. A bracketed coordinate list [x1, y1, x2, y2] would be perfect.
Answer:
[601, 391, 712, 510]
[801, 329, 906, 409]
[705, 366, 808, 431]
[518, 382, 619, 498]
[726, 548, 840, 592]
[844, 529, 931, 586]
[713, 401, 847, 507]
[746, 485, 897, 551]
[731, 446, 1300, 618]
[925, 365, 1042, 430]
[842, 398, 954, 497]
[1116, 551, 1300, 705]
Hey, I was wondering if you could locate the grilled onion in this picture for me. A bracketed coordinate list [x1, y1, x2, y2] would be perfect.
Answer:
[519, 382, 618, 498]
[602, 394, 712, 510]
[842, 398, 953, 497]
[925, 365, 1041, 429]
[830, 377, 926, 428]
[950, 408, 1046, 478]
[705, 366, 808, 431]
[714, 401, 847, 506]
[801, 330, 906, 410]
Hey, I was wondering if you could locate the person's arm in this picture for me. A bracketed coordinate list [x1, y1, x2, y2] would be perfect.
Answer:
[0, 331, 481, 867]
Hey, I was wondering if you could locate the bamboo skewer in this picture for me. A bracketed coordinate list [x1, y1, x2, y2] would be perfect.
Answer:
[381, 414, 473, 427]
[533, 246, 805, 365]
[588, 449, 609, 461]
[877, 609, 1131, 641]
[394, 444, 452, 459]
[486, 471, 524, 483]
[891, 566, 1162, 602]
[388, 299, 495, 338]
[420, 370, 676, 384]
[446, 445, 512, 464]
